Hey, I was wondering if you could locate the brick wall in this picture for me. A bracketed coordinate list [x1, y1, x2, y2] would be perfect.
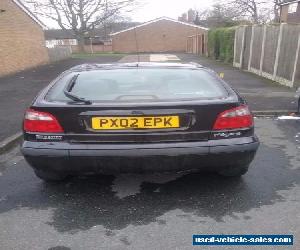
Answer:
[280, 5, 289, 22]
[287, 2, 300, 23]
[280, 2, 300, 23]
[0, 0, 49, 76]
[112, 19, 207, 53]
[70, 44, 113, 53]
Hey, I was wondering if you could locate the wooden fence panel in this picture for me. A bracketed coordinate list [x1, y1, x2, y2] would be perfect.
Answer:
[234, 23, 300, 88]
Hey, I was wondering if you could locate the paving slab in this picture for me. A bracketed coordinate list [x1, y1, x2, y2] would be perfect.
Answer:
[118, 55, 150, 63]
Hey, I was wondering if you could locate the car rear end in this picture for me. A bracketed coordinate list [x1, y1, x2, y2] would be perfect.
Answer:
[21, 63, 259, 179]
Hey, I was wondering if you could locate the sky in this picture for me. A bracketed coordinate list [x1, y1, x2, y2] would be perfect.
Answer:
[131, 0, 214, 22]
[28, 0, 216, 28]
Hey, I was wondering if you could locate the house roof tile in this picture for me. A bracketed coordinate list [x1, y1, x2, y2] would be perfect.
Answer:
[110, 17, 209, 36]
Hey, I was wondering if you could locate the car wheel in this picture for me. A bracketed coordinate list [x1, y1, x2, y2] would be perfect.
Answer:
[34, 169, 67, 182]
[217, 164, 249, 177]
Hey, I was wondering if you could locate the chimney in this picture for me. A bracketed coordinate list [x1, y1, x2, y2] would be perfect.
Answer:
[187, 9, 195, 23]
[181, 13, 187, 22]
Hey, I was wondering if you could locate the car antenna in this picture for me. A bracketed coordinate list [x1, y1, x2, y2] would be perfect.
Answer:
[134, 27, 140, 65]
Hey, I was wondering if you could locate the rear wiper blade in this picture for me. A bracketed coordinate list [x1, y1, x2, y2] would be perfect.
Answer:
[63, 74, 92, 104]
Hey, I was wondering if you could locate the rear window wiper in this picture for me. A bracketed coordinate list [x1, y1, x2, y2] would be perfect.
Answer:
[63, 74, 92, 104]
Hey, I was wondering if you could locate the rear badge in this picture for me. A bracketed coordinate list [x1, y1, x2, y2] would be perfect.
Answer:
[213, 132, 242, 139]
[36, 135, 63, 141]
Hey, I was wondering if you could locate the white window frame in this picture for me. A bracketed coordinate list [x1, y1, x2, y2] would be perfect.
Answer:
[288, 2, 298, 13]
[68, 39, 78, 46]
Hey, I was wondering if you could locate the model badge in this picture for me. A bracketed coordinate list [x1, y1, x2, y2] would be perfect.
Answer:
[36, 135, 63, 141]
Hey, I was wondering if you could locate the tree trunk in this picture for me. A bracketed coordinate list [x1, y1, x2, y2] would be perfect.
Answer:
[274, 5, 280, 22]
[252, 4, 259, 24]
[77, 35, 85, 53]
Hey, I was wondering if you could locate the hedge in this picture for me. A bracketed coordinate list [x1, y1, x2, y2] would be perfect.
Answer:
[208, 27, 236, 63]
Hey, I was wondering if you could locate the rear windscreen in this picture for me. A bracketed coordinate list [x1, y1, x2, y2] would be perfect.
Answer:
[46, 68, 228, 102]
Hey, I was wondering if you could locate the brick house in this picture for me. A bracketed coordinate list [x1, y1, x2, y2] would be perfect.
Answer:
[44, 22, 139, 53]
[111, 17, 208, 53]
[0, 0, 49, 76]
[280, 0, 300, 23]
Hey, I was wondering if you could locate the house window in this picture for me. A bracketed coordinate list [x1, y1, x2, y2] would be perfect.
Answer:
[288, 3, 298, 13]
[56, 40, 63, 45]
[68, 39, 78, 45]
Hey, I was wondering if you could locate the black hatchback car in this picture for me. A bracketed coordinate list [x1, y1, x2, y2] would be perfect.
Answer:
[21, 62, 259, 181]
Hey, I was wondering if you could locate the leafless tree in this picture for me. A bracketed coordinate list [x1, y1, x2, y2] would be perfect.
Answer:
[273, 0, 284, 22]
[207, 4, 242, 27]
[24, 0, 138, 51]
[193, 3, 250, 28]
[221, 0, 271, 24]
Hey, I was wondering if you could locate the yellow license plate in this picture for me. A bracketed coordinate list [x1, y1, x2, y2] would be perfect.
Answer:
[91, 116, 180, 130]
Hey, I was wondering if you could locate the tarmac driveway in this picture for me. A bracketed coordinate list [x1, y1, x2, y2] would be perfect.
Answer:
[0, 117, 299, 250]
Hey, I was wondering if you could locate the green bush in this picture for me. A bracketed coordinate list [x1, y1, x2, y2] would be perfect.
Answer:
[208, 27, 236, 63]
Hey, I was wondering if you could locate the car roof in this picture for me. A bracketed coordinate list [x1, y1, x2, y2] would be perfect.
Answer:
[68, 62, 204, 72]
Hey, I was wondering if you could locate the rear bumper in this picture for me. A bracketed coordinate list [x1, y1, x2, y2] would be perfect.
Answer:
[21, 136, 259, 174]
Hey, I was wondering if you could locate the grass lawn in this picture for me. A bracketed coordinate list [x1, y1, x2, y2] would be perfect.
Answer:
[71, 52, 127, 59]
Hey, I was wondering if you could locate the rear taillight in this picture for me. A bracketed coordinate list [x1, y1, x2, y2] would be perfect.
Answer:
[23, 109, 64, 133]
[213, 105, 253, 130]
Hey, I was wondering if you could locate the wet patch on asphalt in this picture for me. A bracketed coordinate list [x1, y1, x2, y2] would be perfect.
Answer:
[112, 172, 187, 199]
[0, 118, 299, 238]
[48, 247, 71, 250]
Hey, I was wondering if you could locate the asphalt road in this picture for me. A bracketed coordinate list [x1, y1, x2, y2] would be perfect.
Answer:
[0, 117, 299, 250]
[0, 55, 123, 141]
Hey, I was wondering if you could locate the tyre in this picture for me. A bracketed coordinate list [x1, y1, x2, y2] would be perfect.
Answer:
[34, 169, 67, 182]
[217, 164, 249, 177]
